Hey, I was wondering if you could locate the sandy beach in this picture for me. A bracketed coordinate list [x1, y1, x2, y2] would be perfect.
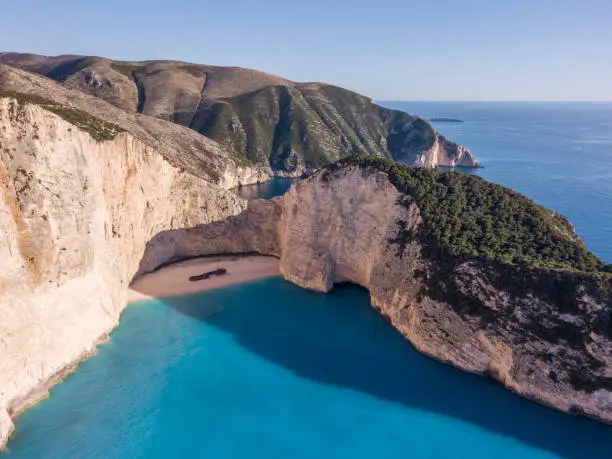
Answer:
[127, 255, 281, 302]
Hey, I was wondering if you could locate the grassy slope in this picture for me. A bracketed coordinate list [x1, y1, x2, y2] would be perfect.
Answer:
[192, 84, 443, 172]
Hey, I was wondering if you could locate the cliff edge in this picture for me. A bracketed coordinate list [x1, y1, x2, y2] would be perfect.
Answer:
[0, 94, 247, 448]
[137, 159, 612, 424]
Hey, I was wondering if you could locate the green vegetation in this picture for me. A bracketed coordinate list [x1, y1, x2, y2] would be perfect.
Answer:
[44, 105, 123, 141]
[0, 91, 54, 107]
[196, 86, 333, 171]
[195, 83, 446, 173]
[0, 91, 123, 141]
[328, 156, 612, 273]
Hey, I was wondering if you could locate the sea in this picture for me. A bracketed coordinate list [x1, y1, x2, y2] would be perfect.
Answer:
[4, 102, 612, 458]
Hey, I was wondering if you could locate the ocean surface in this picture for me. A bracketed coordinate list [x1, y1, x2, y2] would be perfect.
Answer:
[382, 101, 612, 262]
[5, 103, 612, 458]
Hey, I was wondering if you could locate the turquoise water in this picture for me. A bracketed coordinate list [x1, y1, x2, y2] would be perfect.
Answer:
[5, 279, 612, 458]
[5, 102, 612, 457]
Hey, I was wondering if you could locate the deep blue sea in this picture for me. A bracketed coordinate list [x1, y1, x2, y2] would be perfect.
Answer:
[382, 101, 612, 262]
[5, 103, 612, 458]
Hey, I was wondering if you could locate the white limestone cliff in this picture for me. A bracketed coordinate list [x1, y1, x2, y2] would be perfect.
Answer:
[0, 98, 246, 448]
[415, 134, 477, 168]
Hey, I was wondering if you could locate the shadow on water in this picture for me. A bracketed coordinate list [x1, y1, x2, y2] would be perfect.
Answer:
[161, 278, 611, 459]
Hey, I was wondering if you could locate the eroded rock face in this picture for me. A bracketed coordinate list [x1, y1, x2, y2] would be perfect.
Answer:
[137, 164, 612, 425]
[0, 98, 246, 447]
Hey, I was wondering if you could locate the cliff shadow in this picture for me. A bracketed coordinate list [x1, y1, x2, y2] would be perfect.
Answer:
[160, 278, 611, 459]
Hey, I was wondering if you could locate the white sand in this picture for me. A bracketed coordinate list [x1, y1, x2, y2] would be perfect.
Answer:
[127, 255, 280, 302]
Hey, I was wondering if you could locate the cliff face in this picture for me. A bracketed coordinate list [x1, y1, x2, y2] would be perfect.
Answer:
[0, 97, 247, 447]
[0, 54, 478, 172]
[137, 164, 612, 424]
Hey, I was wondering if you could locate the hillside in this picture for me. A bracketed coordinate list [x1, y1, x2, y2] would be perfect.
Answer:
[0, 53, 478, 173]
[0, 64, 271, 187]
[328, 156, 612, 273]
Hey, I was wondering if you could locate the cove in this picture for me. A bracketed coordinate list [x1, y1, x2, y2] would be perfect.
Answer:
[4, 278, 611, 458]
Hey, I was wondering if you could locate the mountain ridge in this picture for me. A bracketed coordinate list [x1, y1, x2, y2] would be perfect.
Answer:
[0, 53, 478, 172]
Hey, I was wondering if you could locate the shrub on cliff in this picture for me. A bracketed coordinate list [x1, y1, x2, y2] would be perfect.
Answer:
[327, 156, 611, 274]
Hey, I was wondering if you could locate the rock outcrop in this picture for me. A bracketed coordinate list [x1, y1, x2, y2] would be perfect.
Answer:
[136, 162, 612, 424]
[0, 53, 478, 172]
[0, 96, 247, 448]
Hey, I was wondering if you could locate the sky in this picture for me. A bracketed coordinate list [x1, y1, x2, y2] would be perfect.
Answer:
[2, 0, 611, 101]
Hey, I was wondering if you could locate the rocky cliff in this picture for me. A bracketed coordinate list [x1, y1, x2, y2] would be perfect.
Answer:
[135, 160, 612, 424]
[0, 95, 247, 448]
[0, 53, 478, 172]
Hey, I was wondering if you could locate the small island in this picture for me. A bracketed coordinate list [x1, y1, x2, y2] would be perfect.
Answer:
[428, 117, 464, 123]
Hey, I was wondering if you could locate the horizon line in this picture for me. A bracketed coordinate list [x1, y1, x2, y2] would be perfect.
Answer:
[376, 99, 612, 103]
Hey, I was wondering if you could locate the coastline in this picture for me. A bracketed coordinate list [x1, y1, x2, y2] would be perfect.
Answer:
[8, 333, 112, 418]
[128, 255, 281, 302]
[1, 255, 280, 451]
[1, 331, 114, 451]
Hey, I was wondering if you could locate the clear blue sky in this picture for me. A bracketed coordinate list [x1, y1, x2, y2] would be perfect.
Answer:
[2, 0, 611, 101]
